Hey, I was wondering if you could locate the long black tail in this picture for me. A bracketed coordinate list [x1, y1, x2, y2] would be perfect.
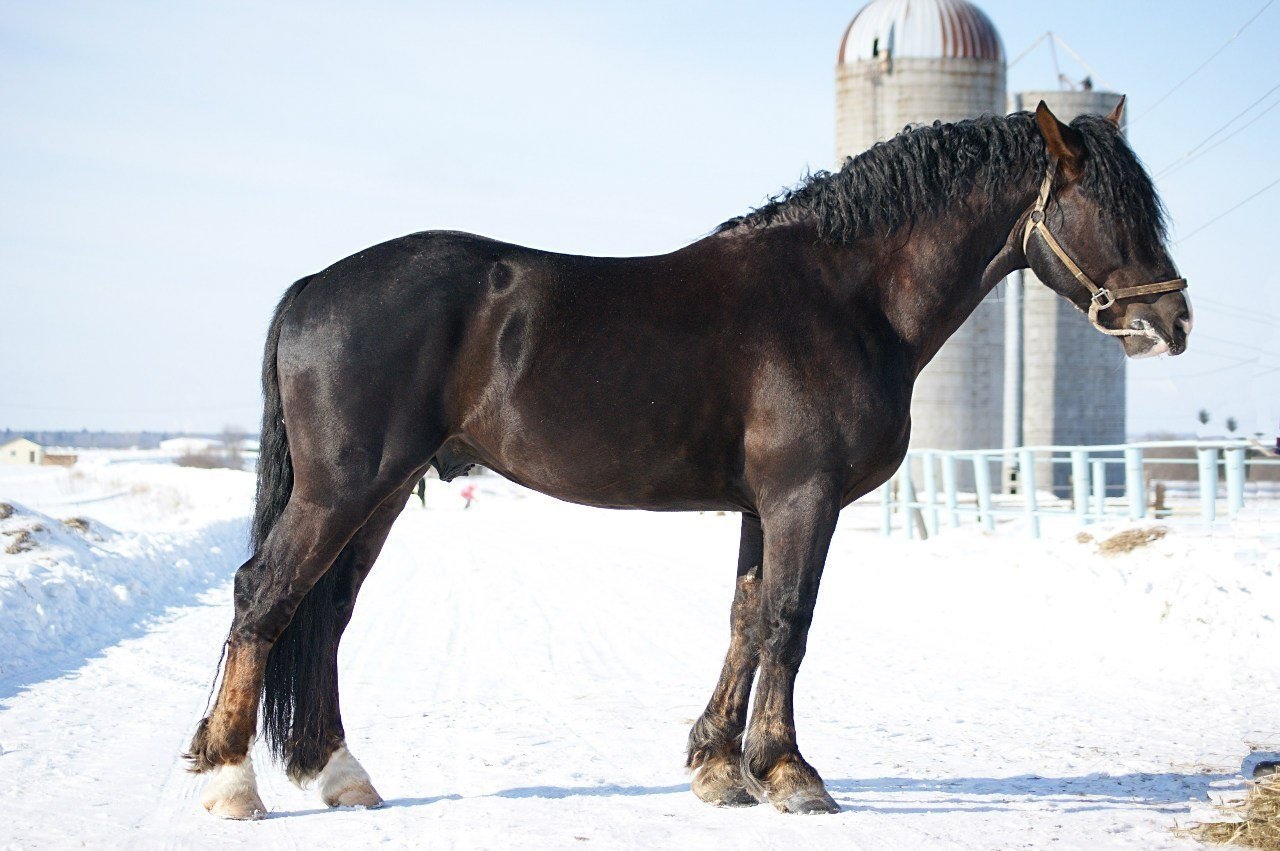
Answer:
[247, 274, 348, 778]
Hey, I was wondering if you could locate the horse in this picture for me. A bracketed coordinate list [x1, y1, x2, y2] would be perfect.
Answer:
[185, 99, 1191, 818]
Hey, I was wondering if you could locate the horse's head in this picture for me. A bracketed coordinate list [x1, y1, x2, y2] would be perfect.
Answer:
[1023, 99, 1191, 358]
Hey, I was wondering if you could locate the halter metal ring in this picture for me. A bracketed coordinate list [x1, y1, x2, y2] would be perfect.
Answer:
[1091, 289, 1115, 310]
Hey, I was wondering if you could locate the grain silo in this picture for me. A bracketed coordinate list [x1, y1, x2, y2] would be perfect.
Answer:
[836, 0, 1007, 468]
[1008, 89, 1128, 494]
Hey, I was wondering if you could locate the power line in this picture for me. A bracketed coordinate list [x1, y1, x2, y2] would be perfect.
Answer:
[1049, 34, 1115, 92]
[1132, 0, 1275, 125]
[1155, 83, 1280, 179]
[1165, 359, 1259, 379]
[1008, 32, 1050, 69]
[1195, 296, 1280, 326]
[1193, 332, 1280, 356]
[1194, 302, 1280, 328]
[1006, 32, 1115, 91]
[1175, 174, 1280, 244]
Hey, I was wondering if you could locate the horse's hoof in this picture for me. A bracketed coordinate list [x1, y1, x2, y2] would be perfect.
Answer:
[318, 744, 384, 809]
[325, 780, 384, 809]
[693, 781, 759, 808]
[743, 752, 839, 814]
[205, 794, 268, 820]
[691, 754, 760, 808]
[201, 759, 268, 820]
[775, 789, 840, 814]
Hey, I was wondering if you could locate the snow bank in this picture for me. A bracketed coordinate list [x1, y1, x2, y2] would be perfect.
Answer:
[0, 458, 251, 691]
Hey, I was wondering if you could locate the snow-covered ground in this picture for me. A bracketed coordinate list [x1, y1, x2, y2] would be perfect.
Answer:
[1, 453, 1277, 849]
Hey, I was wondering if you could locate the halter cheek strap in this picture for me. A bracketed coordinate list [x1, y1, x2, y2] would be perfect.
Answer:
[1022, 158, 1187, 337]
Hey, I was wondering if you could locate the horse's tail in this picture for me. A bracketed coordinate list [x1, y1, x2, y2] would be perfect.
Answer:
[248, 274, 341, 779]
[250, 276, 309, 554]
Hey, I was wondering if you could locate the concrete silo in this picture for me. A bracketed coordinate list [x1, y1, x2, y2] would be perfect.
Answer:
[1008, 90, 1128, 494]
[836, 0, 1008, 467]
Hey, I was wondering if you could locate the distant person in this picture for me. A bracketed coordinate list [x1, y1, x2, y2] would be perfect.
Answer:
[460, 482, 476, 509]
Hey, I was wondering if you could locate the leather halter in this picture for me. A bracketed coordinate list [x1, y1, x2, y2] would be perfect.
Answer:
[1022, 159, 1187, 337]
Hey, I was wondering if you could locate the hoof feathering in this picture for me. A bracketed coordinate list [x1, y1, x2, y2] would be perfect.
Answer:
[201, 758, 267, 820]
[318, 744, 384, 809]
[691, 759, 759, 808]
[744, 755, 840, 815]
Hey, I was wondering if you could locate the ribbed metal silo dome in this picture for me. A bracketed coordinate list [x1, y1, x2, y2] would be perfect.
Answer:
[835, 0, 1008, 472]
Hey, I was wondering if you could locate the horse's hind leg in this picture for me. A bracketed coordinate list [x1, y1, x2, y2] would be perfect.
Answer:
[187, 488, 394, 818]
[298, 491, 409, 809]
[686, 513, 763, 807]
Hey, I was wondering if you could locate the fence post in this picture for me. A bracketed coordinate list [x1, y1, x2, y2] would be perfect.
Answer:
[1071, 449, 1090, 525]
[1225, 446, 1246, 518]
[941, 453, 960, 528]
[1091, 459, 1107, 520]
[922, 451, 939, 536]
[880, 479, 893, 536]
[898, 462, 918, 540]
[1018, 447, 1039, 538]
[1197, 447, 1219, 525]
[973, 455, 995, 532]
[1125, 447, 1146, 521]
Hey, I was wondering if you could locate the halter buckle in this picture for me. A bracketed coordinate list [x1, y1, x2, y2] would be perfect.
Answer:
[1029, 209, 1044, 225]
[1091, 289, 1116, 310]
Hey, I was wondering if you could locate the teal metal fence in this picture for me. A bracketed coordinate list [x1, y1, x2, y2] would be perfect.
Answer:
[880, 440, 1280, 539]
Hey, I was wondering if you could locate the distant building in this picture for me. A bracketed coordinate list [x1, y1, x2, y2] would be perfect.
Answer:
[836, 0, 1134, 494]
[159, 437, 221, 456]
[1, 437, 44, 466]
[836, 0, 1006, 484]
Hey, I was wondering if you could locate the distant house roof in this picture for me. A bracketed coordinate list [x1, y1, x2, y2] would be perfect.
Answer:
[1, 437, 42, 451]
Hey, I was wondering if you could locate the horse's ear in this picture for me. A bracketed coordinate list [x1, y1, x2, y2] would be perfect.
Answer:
[1105, 95, 1126, 127]
[1034, 100, 1085, 175]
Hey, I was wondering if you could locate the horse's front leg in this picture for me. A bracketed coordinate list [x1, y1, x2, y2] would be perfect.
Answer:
[686, 513, 763, 807]
[740, 481, 840, 814]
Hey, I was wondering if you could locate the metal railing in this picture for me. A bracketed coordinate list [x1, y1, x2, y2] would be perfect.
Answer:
[880, 440, 1280, 539]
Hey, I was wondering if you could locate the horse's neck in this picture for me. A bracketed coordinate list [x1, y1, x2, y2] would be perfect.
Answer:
[873, 185, 1032, 373]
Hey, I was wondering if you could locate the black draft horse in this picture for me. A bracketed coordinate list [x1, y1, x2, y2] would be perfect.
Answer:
[187, 101, 1191, 818]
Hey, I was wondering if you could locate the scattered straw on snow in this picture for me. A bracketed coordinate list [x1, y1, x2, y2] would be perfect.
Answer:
[62, 517, 91, 534]
[4, 529, 36, 555]
[1078, 525, 1169, 556]
[1182, 775, 1280, 849]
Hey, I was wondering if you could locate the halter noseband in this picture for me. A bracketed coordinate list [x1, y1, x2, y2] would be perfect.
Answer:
[1021, 158, 1187, 337]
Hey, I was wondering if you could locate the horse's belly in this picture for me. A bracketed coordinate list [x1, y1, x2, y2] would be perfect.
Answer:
[440, 430, 747, 512]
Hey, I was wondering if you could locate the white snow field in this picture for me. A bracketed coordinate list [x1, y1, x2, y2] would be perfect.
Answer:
[1, 454, 1278, 849]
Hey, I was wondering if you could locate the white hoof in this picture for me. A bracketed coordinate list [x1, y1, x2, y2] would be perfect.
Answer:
[201, 755, 267, 820]
[318, 743, 383, 809]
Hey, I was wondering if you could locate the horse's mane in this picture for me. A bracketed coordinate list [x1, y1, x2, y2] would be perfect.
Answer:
[719, 112, 1167, 252]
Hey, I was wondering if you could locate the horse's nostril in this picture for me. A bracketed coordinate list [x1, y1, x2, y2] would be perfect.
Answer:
[1176, 312, 1193, 334]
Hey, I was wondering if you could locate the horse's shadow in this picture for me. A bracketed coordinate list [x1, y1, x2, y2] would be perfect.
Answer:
[823, 772, 1234, 814]
[375, 770, 1236, 815]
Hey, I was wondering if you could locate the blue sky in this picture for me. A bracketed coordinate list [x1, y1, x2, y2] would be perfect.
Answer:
[1, 1, 1276, 438]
